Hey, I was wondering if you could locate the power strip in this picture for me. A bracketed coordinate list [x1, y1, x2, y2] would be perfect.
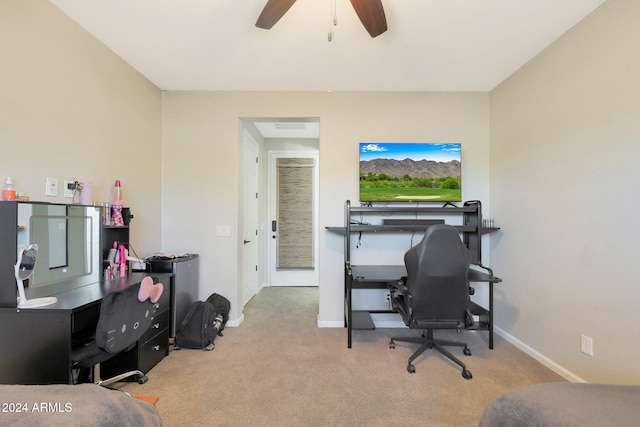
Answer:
[131, 261, 146, 271]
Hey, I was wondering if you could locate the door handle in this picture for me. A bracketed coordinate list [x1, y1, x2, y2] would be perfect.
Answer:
[244, 239, 251, 244]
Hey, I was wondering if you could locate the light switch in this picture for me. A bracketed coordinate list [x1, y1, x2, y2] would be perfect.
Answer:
[45, 177, 58, 197]
[215, 225, 231, 236]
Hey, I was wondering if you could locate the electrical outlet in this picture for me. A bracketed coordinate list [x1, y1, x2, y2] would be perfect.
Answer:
[63, 180, 75, 198]
[131, 261, 146, 271]
[45, 177, 58, 197]
[581, 334, 593, 356]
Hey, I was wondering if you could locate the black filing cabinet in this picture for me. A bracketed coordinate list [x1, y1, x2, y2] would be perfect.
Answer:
[147, 254, 199, 338]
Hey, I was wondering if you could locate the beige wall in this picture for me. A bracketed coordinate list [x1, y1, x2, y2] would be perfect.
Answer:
[162, 91, 491, 326]
[0, 0, 163, 255]
[490, 0, 640, 384]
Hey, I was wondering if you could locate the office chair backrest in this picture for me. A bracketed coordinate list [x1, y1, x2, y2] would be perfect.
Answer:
[404, 224, 471, 322]
[95, 282, 157, 354]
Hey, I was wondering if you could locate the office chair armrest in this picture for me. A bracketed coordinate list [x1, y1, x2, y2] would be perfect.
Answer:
[388, 278, 413, 321]
[465, 308, 474, 327]
[388, 281, 407, 293]
[387, 276, 408, 293]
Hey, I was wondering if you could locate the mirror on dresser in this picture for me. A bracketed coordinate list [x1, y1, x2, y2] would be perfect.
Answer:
[0, 201, 101, 307]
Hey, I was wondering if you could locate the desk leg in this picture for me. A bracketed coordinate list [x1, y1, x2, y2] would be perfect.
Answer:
[345, 266, 352, 348]
[489, 282, 494, 349]
[347, 281, 352, 349]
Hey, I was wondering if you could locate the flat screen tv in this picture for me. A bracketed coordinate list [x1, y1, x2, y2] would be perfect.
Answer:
[359, 142, 461, 203]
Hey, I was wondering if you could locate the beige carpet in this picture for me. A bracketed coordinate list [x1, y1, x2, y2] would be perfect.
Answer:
[121, 287, 565, 426]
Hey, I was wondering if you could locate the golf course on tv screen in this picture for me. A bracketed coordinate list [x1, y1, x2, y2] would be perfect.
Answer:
[359, 142, 462, 202]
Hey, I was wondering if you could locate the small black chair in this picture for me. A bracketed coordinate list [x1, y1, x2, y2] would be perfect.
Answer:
[389, 224, 474, 379]
[72, 280, 160, 386]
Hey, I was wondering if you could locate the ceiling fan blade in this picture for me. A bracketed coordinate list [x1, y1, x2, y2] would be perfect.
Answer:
[350, 0, 388, 38]
[256, 0, 297, 29]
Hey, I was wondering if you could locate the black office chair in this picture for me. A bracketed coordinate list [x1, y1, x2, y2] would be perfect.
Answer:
[389, 224, 474, 379]
[72, 278, 162, 386]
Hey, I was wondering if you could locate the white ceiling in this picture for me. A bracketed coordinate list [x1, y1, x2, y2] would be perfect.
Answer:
[49, 0, 607, 92]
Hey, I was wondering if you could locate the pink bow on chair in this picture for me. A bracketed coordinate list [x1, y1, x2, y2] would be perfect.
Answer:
[138, 276, 164, 304]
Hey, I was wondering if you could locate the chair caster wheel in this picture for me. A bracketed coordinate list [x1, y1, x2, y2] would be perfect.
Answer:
[462, 369, 472, 380]
[389, 340, 395, 349]
[463, 347, 471, 356]
[407, 364, 416, 374]
[137, 375, 149, 384]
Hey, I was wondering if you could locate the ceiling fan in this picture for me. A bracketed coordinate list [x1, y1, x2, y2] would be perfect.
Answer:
[255, 0, 388, 38]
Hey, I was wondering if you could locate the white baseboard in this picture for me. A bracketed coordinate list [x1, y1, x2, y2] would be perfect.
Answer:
[226, 314, 244, 328]
[317, 318, 343, 328]
[494, 325, 586, 383]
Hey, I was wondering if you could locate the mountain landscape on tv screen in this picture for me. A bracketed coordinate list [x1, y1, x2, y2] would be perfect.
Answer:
[360, 158, 461, 178]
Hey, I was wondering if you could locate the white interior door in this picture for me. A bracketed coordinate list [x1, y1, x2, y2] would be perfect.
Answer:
[268, 151, 319, 286]
[242, 130, 259, 306]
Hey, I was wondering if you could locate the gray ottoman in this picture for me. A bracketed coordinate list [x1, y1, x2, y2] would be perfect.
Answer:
[479, 382, 640, 427]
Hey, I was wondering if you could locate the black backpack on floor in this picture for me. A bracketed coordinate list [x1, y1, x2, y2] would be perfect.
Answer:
[174, 294, 230, 351]
[174, 301, 217, 350]
[206, 293, 231, 333]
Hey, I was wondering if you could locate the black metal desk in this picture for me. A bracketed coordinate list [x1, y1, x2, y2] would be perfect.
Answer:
[345, 264, 501, 348]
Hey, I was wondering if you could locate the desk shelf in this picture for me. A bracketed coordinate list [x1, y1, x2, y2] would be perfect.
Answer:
[351, 311, 376, 330]
[333, 200, 502, 349]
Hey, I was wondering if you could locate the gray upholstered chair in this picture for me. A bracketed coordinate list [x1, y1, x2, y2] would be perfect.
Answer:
[389, 224, 473, 379]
